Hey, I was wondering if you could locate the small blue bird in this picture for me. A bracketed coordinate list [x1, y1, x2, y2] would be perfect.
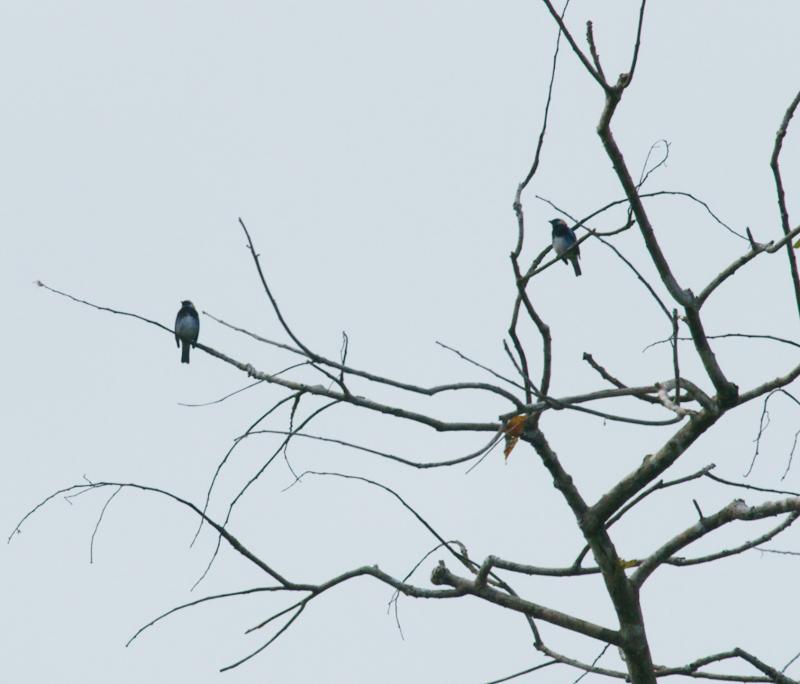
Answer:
[549, 218, 582, 277]
[175, 300, 200, 364]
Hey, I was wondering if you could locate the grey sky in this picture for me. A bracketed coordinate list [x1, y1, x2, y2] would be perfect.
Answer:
[4, 2, 800, 682]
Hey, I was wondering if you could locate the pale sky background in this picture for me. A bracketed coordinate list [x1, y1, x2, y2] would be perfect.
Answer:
[4, 2, 800, 683]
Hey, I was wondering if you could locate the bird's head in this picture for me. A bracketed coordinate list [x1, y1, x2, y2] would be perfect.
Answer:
[181, 300, 195, 309]
[549, 218, 568, 229]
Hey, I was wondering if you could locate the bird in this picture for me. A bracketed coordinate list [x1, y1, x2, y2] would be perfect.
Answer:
[549, 218, 582, 277]
[174, 300, 199, 364]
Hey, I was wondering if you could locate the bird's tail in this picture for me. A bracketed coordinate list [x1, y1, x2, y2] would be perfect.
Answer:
[572, 257, 582, 277]
[181, 341, 191, 364]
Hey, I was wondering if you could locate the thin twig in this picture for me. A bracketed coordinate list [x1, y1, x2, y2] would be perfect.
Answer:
[191, 392, 301, 546]
[127, 586, 289, 646]
[485, 660, 559, 684]
[436, 340, 526, 391]
[178, 380, 265, 408]
[89, 485, 122, 563]
[192, 400, 340, 589]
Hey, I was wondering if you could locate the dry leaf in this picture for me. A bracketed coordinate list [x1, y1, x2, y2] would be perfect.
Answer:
[503, 414, 527, 460]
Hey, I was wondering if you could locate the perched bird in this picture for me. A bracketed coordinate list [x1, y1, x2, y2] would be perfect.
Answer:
[549, 218, 582, 277]
[175, 300, 199, 364]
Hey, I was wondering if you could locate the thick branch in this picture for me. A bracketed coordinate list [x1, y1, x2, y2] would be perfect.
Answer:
[430, 562, 622, 646]
[595, 94, 738, 404]
[481, 554, 601, 578]
[734, 648, 797, 684]
[590, 410, 719, 525]
[738, 362, 800, 406]
[664, 512, 799, 567]
[195, 342, 501, 432]
[632, 499, 800, 587]
[597, 94, 689, 306]
[525, 427, 657, 683]
[573, 464, 716, 569]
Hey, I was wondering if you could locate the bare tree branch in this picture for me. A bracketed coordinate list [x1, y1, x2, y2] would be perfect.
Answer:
[698, 223, 800, 306]
[632, 498, 800, 587]
[192, 392, 302, 545]
[12, 481, 293, 585]
[178, 379, 265, 407]
[207, 310, 526, 407]
[656, 650, 772, 682]
[573, 464, 715, 568]
[704, 472, 800, 498]
[627, 0, 648, 83]
[431, 561, 622, 645]
[664, 512, 799, 567]
[769, 90, 800, 320]
[127, 586, 290, 647]
[193, 400, 340, 588]
[244, 428, 504, 470]
[89, 485, 122, 564]
[585, 21, 606, 82]
[734, 648, 798, 684]
[485, 659, 559, 684]
[538, 0, 606, 89]
[436, 340, 526, 391]
[644, 332, 800, 353]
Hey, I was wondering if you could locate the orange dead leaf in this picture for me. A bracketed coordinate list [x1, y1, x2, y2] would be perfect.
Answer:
[503, 414, 527, 461]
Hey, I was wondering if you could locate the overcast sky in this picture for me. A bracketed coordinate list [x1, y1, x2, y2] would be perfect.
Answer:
[4, 2, 800, 682]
